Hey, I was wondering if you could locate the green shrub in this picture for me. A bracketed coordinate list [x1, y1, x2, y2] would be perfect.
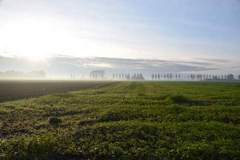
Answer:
[48, 116, 62, 127]
[165, 95, 191, 104]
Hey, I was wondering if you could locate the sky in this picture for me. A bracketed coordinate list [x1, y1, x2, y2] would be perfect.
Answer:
[0, 0, 240, 62]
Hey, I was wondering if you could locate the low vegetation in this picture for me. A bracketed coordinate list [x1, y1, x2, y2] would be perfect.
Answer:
[0, 82, 240, 159]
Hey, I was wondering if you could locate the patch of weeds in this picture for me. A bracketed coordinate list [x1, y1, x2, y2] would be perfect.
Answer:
[48, 116, 62, 127]
[78, 118, 98, 126]
[165, 94, 191, 104]
[165, 95, 209, 106]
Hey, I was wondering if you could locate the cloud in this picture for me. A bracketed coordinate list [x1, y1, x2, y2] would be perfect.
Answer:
[0, 55, 48, 72]
[46, 56, 219, 76]
[197, 58, 230, 64]
[1, 55, 237, 78]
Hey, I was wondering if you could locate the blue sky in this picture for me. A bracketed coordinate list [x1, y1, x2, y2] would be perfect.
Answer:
[0, 0, 239, 61]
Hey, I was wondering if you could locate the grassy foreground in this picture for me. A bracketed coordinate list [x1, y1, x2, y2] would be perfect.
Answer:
[0, 82, 240, 160]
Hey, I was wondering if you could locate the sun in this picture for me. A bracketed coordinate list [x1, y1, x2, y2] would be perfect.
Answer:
[0, 17, 71, 60]
[0, 16, 132, 60]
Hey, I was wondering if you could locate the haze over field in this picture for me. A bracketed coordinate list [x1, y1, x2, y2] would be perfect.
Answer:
[0, 56, 240, 79]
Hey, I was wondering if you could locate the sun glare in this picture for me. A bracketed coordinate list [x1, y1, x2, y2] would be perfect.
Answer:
[0, 17, 139, 60]
[0, 18, 74, 60]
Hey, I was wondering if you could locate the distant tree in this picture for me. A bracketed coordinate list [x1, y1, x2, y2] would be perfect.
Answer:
[224, 74, 227, 80]
[170, 73, 172, 80]
[126, 74, 130, 80]
[210, 74, 213, 80]
[178, 74, 181, 80]
[203, 74, 206, 80]
[139, 73, 145, 80]
[190, 74, 194, 81]
[167, 73, 170, 79]
[221, 75, 224, 80]
[213, 75, 218, 80]
[227, 74, 234, 80]
[206, 74, 210, 80]
[131, 73, 144, 81]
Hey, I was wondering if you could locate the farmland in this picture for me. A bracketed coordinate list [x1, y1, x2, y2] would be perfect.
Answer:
[0, 80, 113, 102]
[0, 81, 240, 159]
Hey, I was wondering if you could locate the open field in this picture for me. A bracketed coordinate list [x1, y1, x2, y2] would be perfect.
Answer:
[0, 80, 113, 102]
[0, 82, 240, 159]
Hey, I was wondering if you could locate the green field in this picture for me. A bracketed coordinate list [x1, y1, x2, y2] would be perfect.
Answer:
[0, 82, 240, 160]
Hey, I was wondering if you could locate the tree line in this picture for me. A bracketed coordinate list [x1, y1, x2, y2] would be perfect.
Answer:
[111, 72, 240, 81]
[112, 73, 144, 80]
[151, 73, 237, 81]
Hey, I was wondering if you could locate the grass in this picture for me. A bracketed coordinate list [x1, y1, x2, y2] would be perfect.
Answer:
[0, 81, 240, 159]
